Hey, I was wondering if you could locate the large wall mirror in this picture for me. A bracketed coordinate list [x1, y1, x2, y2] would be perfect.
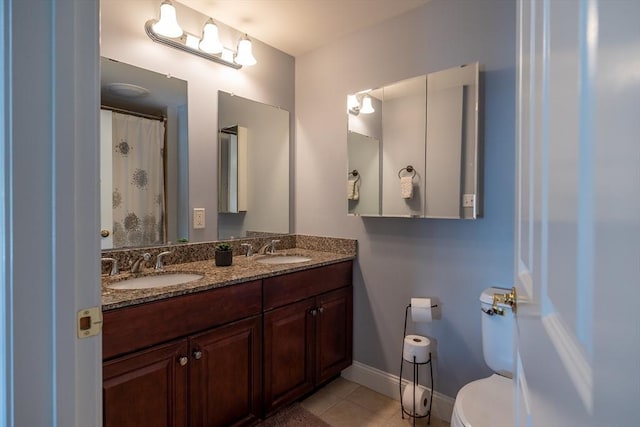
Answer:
[217, 91, 290, 240]
[347, 62, 481, 219]
[100, 57, 189, 249]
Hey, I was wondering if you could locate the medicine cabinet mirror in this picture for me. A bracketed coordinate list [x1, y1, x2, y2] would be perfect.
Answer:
[217, 91, 290, 240]
[347, 62, 481, 219]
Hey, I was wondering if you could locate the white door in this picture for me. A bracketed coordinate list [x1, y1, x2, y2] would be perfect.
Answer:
[515, 0, 640, 425]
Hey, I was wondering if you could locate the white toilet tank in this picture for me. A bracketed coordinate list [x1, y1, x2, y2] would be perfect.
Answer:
[480, 287, 515, 377]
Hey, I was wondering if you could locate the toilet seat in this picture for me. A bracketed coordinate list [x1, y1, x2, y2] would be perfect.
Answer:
[450, 374, 513, 427]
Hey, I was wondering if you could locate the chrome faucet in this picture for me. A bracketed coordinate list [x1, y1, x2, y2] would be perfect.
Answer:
[155, 251, 173, 270]
[259, 239, 281, 255]
[101, 257, 119, 276]
[131, 253, 151, 274]
[241, 243, 253, 257]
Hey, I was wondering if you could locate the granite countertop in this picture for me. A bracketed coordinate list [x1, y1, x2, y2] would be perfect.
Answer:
[102, 248, 355, 310]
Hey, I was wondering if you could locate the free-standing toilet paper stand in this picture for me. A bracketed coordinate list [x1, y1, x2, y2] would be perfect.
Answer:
[399, 304, 436, 426]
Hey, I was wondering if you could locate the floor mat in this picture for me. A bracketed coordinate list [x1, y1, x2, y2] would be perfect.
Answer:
[258, 403, 331, 427]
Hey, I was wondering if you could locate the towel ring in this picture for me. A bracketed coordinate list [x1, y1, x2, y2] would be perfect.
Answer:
[398, 165, 416, 179]
[349, 169, 361, 183]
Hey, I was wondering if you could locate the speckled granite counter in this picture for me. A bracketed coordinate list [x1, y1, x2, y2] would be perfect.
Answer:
[102, 241, 356, 310]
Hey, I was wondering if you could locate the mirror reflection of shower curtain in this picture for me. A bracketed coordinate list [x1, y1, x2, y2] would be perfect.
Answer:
[111, 112, 165, 247]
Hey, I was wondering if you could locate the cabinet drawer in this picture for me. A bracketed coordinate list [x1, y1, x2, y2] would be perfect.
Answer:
[103, 280, 262, 360]
[263, 261, 352, 310]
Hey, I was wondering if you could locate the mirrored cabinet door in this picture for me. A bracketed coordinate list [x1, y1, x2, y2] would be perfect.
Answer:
[346, 62, 481, 219]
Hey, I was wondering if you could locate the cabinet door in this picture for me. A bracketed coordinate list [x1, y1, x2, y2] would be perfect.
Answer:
[263, 298, 316, 415]
[103, 339, 188, 427]
[316, 287, 353, 384]
[189, 316, 262, 427]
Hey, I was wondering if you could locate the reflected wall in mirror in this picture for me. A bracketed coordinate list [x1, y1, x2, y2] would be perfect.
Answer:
[217, 91, 290, 239]
[347, 131, 381, 216]
[218, 125, 248, 213]
[100, 57, 189, 249]
[346, 62, 481, 219]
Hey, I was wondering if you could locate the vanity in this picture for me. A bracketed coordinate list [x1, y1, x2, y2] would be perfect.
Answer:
[101, 237, 355, 427]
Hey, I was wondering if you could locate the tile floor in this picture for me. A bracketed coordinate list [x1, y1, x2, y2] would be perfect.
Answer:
[301, 377, 450, 427]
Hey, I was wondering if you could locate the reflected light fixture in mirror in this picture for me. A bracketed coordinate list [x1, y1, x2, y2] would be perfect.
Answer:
[347, 92, 375, 115]
[145, 1, 257, 69]
[360, 95, 375, 114]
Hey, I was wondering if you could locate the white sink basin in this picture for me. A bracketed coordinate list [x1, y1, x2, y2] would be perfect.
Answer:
[256, 255, 312, 265]
[108, 272, 204, 290]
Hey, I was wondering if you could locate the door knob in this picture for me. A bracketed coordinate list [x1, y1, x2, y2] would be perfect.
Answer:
[178, 356, 188, 366]
[193, 350, 202, 360]
[100, 229, 110, 238]
[310, 309, 317, 317]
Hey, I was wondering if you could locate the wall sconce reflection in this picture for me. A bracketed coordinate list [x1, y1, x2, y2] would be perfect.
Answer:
[347, 92, 375, 115]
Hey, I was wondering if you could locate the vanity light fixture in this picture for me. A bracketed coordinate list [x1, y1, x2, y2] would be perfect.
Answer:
[145, 1, 257, 69]
[199, 19, 223, 54]
[234, 34, 257, 66]
[152, 0, 183, 38]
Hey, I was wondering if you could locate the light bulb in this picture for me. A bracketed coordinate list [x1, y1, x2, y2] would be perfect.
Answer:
[199, 20, 223, 54]
[152, 1, 183, 38]
[235, 35, 257, 66]
[360, 95, 375, 114]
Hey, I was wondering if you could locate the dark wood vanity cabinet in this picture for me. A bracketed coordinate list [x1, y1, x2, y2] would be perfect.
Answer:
[263, 261, 353, 415]
[189, 316, 262, 427]
[102, 280, 262, 427]
[102, 260, 353, 425]
[103, 339, 189, 427]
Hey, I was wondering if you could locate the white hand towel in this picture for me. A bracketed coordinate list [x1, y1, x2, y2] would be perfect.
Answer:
[401, 176, 413, 199]
[347, 179, 356, 200]
[353, 180, 359, 201]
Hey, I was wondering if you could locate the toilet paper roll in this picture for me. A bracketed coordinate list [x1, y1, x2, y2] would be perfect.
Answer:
[411, 298, 433, 322]
[403, 335, 431, 364]
[402, 384, 429, 416]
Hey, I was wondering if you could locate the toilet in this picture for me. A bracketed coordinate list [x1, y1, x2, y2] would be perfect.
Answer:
[450, 287, 515, 427]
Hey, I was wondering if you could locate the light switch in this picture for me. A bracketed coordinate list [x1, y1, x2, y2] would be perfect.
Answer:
[193, 208, 205, 229]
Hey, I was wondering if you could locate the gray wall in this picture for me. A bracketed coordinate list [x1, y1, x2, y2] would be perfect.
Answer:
[295, 0, 516, 398]
[101, 0, 295, 242]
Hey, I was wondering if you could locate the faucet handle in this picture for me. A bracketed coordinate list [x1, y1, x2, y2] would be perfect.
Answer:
[101, 257, 119, 276]
[155, 251, 173, 270]
[241, 243, 253, 257]
[269, 239, 281, 254]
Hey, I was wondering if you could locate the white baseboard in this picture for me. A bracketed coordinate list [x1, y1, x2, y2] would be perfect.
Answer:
[341, 360, 455, 422]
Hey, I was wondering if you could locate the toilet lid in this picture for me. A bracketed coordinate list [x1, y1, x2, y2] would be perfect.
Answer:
[453, 374, 514, 427]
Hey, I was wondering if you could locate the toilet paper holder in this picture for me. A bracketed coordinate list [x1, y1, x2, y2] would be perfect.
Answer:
[399, 303, 437, 425]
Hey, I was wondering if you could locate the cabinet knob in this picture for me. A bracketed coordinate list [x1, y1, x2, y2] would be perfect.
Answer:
[193, 350, 203, 360]
[310, 309, 317, 316]
[318, 307, 324, 314]
[178, 356, 188, 366]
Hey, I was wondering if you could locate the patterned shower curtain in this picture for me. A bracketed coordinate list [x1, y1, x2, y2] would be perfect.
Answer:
[111, 112, 166, 247]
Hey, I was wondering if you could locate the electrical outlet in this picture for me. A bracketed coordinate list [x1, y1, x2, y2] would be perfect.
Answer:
[462, 194, 476, 208]
[193, 208, 205, 229]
